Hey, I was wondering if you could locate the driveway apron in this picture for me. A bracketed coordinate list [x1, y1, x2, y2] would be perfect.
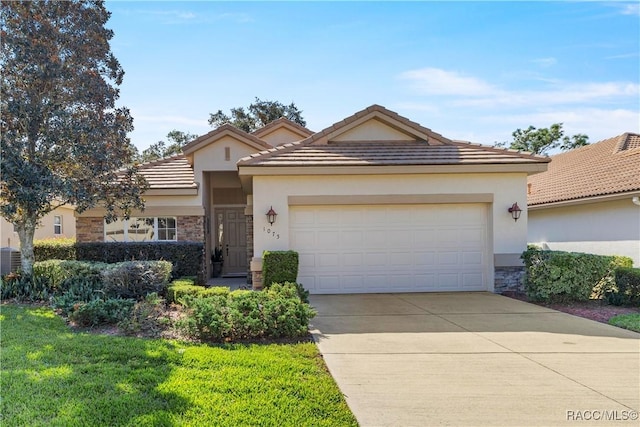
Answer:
[309, 292, 640, 427]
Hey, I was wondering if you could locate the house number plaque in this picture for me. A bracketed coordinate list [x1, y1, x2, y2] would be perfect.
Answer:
[263, 227, 280, 239]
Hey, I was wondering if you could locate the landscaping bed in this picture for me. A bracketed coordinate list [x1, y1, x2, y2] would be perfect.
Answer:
[502, 291, 640, 324]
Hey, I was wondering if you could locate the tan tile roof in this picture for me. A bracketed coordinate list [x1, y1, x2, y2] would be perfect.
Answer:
[238, 141, 548, 166]
[136, 155, 196, 189]
[182, 124, 272, 155]
[238, 105, 549, 167]
[527, 133, 640, 206]
[251, 117, 314, 139]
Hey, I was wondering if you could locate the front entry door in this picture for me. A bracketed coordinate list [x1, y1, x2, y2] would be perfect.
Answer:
[215, 208, 247, 276]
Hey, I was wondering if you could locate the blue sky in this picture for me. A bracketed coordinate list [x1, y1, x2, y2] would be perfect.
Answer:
[105, 1, 640, 151]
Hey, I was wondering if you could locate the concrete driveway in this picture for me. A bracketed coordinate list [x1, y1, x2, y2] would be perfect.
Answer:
[309, 292, 640, 427]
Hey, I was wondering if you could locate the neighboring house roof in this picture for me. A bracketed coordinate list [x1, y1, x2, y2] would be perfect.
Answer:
[251, 117, 314, 140]
[527, 133, 640, 207]
[136, 155, 197, 191]
[238, 105, 549, 167]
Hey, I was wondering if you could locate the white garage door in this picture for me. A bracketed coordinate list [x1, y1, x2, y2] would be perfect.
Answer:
[290, 204, 488, 294]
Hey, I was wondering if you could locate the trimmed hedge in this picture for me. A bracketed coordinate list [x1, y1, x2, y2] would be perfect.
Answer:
[166, 279, 229, 304]
[76, 241, 204, 281]
[34, 238, 76, 261]
[522, 246, 633, 302]
[608, 268, 640, 306]
[262, 250, 299, 289]
[177, 282, 315, 342]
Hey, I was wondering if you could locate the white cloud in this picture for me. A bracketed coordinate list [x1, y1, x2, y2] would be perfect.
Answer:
[620, 3, 640, 16]
[399, 67, 639, 109]
[398, 68, 496, 96]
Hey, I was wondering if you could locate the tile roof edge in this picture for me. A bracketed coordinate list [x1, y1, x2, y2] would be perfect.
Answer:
[182, 124, 272, 155]
[450, 140, 550, 162]
[251, 117, 314, 138]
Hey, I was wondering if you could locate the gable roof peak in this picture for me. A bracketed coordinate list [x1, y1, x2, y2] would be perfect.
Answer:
[182, 123, 272, 156]
[614, 132, 640, 153]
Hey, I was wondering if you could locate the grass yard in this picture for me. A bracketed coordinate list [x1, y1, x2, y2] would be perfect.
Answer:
[608, 313, 640, 333]
[0, 305, 357, 427]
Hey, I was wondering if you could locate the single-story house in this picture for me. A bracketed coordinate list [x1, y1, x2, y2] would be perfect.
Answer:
[1, 205, 76, 248]
[77, 105, 549, 294]
[528, 133, 640, 266]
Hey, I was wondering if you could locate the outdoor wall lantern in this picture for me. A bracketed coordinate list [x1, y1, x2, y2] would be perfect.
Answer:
[266, 206, 277, 225]
[508, 202, 522, 222]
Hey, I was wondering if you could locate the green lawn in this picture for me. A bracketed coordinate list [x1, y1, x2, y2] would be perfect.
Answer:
[0, 305, 357, 427]
[609, 313, 640, 333]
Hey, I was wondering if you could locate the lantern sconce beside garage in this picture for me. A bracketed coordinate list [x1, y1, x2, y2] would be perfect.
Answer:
[508, 202, 522, 222]
[266, 206, 277, 225]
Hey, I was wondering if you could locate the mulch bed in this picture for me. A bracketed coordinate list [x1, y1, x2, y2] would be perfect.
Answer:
[502, 291, 640, 324]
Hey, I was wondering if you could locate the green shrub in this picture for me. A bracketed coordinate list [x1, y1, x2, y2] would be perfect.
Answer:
[69, 298, 135, 327]
[270, 281, 309, 303]
[522, 246, 632, 303]
[0, 274, 51, 301]
[118, 293, 168, 337]
[52, 276, 105, 315]
[101, 260, 172, 300]
[177, 282, 315, 342]
[76, 241, 204, 281]
[33, 260, 66, 290]
[34, 238, 76, 261]
[166, 278, 230, 304]
[199, 286, 230, 298]
[607, 268, 640, 306]
[33, 260, 106, 292]
[262, 250, 299, 289]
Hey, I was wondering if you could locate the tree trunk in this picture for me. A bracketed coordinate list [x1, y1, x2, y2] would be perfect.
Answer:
[16, 217, 37, 277]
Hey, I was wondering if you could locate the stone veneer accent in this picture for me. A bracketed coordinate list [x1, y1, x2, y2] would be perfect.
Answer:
[76, 217, 104, 242]
[252, 269, 263, 290]
[177, 216, 204, 242]
[76, 216, 204, 243]
[494, 266, 525, 293]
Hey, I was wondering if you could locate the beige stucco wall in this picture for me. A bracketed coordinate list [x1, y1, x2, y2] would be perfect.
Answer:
[251, 172, 529, 261]
[529, 198, 640, 266]
[333, 119, 416, 141]
[189, 136, 265, 207]
[1, 205, 76, 248]
[260, 127, 306, 146]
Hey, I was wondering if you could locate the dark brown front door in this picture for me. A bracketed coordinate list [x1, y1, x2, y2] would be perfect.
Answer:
[215, 208, 247, 276]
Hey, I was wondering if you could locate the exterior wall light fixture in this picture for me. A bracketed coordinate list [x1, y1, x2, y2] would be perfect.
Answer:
[266, 206, 277, 225]
[508, 202, 522, 222]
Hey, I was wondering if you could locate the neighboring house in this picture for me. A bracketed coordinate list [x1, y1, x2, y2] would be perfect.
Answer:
[76, 105, 549, 294]
[1, 205, 76, 248]
[528, 133, 640, 266]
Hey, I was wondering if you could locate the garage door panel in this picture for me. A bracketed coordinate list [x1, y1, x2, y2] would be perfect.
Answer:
[290, 204, 487, 294]
[341, 230, 363, 246]
[299, 253, 316, 268]
[414, 251, 436, 266]
[437, 252, 459, 266]
[365, 230, 387, 246]
[343, 252, 363, 267]
[463, 251, 483, 265]
[389, 252, 412, 265]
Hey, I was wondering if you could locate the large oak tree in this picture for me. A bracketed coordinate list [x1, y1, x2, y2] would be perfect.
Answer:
[209, 98, 306, 133]
[1, 0, 146, 275]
